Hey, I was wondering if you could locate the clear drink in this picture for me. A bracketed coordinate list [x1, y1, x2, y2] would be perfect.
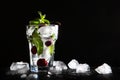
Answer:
[26, 11, 59, 72]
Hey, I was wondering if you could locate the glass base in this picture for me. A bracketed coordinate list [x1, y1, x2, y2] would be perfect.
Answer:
[30, 65, 38, 73]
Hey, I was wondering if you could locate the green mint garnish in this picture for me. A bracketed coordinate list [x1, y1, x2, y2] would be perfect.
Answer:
[31, 29, 43, 55]
[49, 44, 55, 55]
[29, 11, 50, 25]
[38, 11, 50, 24]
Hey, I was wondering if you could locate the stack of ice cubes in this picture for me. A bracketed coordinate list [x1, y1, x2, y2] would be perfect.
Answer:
[68, 59, 90, 74]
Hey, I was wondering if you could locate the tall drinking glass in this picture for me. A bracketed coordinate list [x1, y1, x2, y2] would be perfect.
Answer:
[26, 24, 59, 73]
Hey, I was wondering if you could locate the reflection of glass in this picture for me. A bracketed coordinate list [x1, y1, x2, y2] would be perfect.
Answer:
[26, 24, 59, 72]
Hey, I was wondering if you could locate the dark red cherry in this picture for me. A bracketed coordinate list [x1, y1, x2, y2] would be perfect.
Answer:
[45, 41, 52, 46]
[31, 46, 37, 54]
[37, 59, 48, 66]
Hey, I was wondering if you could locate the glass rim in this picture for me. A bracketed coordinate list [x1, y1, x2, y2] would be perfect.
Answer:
[26, 24, 59, 27]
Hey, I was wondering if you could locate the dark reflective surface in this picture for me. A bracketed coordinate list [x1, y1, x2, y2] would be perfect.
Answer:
[1, 67, 120, 80]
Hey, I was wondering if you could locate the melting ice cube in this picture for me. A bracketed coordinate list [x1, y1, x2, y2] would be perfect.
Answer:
[95, 63, 112, 74]
[49, 66, 62, 74]
[53, 61, 68, 70]
[10, 61, 29, 74]
[49, 61, 68, 74]
[76, 63, 90, 73]
[68, 59, 79, 69]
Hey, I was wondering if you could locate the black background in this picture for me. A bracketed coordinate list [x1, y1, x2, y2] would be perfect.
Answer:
[1, 0, 120, 68]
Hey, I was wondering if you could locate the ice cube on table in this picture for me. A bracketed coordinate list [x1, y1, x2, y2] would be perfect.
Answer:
[49, 66, 62, 74]
[10, 61, 29, 74]
[49, 61, 68, 74]
[95, 63, 112, 74]
[76, 63, 90, 73]
[68, 59, 79, 69]
[53, 61, 68, 70]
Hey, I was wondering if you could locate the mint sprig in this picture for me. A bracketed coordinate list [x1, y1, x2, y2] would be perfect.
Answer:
[29, 11, 50, 25]
[38, 11, 50, 24]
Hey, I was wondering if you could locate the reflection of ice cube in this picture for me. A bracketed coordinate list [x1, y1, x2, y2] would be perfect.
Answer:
[68, 59, 79, 69]
[76, 63, 90, 73]
[49, 61, 68, 74]
[10, 61, 29, 74]
[95, 63, 112, 74]
[26, 26, 35, 36]
[20, 74, 27, 78]
[26, 73, 38, 80]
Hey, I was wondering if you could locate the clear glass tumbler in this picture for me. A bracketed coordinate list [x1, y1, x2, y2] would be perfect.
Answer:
[26, 24, 59, 73]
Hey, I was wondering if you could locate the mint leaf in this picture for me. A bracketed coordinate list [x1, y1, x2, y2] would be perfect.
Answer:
[29, 20, 39, 25]
[31, 29, 43, 55]
[49, 44, 55, 55]
[29, 11, 50, 25]
[38, 11, 50, 24]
